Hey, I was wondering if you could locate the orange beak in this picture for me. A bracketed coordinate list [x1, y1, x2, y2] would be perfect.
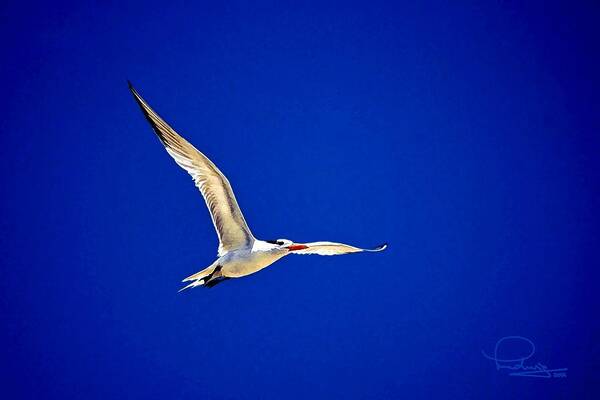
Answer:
[286, 244, 309, 251]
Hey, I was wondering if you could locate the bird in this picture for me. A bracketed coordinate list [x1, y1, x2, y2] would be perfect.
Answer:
[128, 82, 387, 290]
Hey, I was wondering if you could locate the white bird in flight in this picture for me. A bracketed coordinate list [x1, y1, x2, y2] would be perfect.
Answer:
[128, 82, 387, 290]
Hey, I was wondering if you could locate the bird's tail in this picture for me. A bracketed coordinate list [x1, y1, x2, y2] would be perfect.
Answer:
[179, 262, 219, 292]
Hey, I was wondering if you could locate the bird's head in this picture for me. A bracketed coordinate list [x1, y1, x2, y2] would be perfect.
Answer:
[265, 239, 309, 251]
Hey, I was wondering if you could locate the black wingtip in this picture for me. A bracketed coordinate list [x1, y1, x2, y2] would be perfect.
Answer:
[127, 80, 144, 106]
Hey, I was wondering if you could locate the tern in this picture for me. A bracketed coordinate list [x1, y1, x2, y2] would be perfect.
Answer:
[128, 82, 387, 290]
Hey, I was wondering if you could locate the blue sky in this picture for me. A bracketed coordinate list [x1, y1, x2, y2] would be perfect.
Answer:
[1, 1, 598, 398]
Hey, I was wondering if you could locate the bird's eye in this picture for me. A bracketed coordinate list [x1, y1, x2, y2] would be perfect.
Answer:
[277, 241, 284, 246]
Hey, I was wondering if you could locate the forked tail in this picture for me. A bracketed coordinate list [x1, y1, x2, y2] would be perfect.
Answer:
[179, 262, 228, 291]
[179, 262, 217, 291]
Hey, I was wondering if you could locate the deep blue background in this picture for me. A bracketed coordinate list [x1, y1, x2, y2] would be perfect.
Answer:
[1, 1, 598, 398]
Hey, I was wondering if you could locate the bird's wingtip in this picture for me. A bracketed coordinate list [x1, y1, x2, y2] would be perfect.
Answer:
[127, 80, 140, 96]
[373, 243, 388, 251]
[362, 243, 387, 252]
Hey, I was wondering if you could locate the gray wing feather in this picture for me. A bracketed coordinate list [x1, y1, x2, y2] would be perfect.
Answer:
[292, 241, 387, 256]
[129, 83, 254, 256]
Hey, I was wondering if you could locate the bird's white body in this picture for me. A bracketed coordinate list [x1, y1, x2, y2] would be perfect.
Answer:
[216, 241, 287, 278]
[129, 82, 387, 290]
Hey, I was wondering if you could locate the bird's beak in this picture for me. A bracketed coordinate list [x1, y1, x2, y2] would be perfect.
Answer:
[286, 244, 309, 251]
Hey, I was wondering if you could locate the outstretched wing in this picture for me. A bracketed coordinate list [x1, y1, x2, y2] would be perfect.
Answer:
[129, 82, 254, 256]
[291, 241, 387, 256]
